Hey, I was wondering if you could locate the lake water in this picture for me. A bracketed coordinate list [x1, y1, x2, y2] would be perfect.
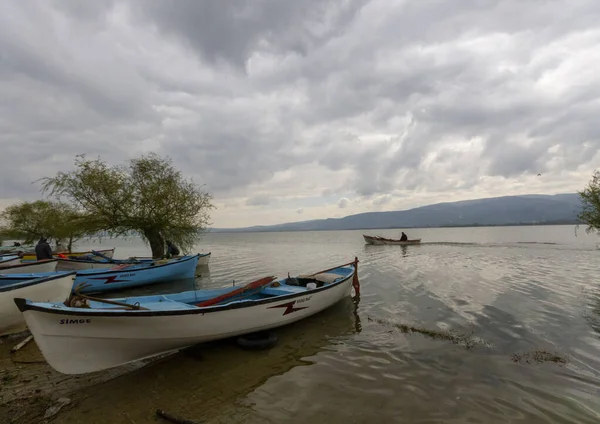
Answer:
[57, 226, 600, 423]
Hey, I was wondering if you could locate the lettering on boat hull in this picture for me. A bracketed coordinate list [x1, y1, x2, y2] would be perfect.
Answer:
[59, 319, 91, 324]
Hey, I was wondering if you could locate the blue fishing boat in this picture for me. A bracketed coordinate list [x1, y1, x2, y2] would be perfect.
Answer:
[54, 252, 211, 271]
[0, 254, 201, 294]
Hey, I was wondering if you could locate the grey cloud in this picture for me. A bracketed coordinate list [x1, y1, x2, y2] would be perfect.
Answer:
[130, 0, 367, 69]
[0, 0, 597, 215]
[337, 198, 350, 208]
[297, 208, 304, 214]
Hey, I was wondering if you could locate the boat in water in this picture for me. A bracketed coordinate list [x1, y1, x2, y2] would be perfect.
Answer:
[20, 248, 115, 262]
[0, 255, 201, 294]
[15, 258, 360, 374]
[0, 256, 22, 268]
[0, 259, 58, 274]
[56, 252, 211, 271]
[363, 235, 422, 245]
[0, 271, 76, 337]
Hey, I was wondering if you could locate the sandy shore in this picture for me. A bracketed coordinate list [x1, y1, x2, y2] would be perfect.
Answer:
[0, 332, 168, 424]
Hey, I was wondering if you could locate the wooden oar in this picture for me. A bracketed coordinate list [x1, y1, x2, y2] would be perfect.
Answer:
[305, 257, 359, 277]
[91, 250, 115, 262]
[195, 276, 276, 307]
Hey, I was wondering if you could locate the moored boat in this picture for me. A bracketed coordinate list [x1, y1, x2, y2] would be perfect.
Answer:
[71, 254, 201, 293]
[0, 259, 58, 274]
[21, 248, 115, 262]
[127, 252, 211, 268]
[1, 271, 76, 336]
[363, 235, 422, 245]
[56, 252, 211, 271]
[0, 255, 201, 294]
[0, 256, 22, 268]
[15, 258, 360, 374]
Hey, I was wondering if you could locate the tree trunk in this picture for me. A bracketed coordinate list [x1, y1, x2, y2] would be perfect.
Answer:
[144, 230, 165, 258]
[68, 235, 73, 252]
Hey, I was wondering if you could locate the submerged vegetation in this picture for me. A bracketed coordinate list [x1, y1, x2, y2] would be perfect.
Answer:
[511, 351, 568, 365]
[368, 316, 569, 365]
[367, 316, 491, 350]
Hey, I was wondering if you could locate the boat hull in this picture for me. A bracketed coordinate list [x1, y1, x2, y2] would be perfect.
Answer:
[56, 259, 118, 272]
[0, 272, 76, 336]
[57, 252, 211, 271]
[72, 254, 201, 293]
[0, 260, 58, 274]
[363, 235, 422, 245]
[16, 267, 355, 374]
[130, 252, 211, 268]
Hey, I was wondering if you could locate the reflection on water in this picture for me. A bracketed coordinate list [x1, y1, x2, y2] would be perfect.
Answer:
[59, 226, 600, 423]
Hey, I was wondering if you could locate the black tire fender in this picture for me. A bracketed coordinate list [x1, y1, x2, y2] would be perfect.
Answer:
[236, 331, 278, 350]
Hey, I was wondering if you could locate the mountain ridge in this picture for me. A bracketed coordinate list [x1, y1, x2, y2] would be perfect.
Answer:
[211, 193, 583, 233]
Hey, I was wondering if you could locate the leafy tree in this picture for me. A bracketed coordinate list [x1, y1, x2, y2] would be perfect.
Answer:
[578, 170, 600, 234]
[41, 153, 215, 258]
[0, 200, 89, 251]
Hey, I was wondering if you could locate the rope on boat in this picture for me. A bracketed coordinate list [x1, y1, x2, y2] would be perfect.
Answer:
[65, 283, 149, 310]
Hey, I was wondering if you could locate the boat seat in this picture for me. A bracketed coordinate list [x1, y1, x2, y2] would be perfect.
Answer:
[139, 297, 198, 310]
[261, 285, 309, 296]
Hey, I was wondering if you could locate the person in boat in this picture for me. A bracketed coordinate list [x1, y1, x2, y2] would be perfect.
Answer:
[165, 240, 180, 258]
[35, 237, 53, 260]
[400, 232, 408, 241]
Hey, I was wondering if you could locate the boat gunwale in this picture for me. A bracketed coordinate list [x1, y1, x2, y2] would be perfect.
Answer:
[0, 259, 59, 270]
[58, 252, 210, 265]
[14, 267, 355, 317]
[74, 253, 201, 275]
[0, 271, 76, 293]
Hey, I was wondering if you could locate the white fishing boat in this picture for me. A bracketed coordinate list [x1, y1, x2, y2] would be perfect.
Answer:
[15, 258, 360, 374]
[363, 235, 422, 245]
[1, 272, 76, 336]
[0, 259, 58, 274]
[0, 256, 22, 268]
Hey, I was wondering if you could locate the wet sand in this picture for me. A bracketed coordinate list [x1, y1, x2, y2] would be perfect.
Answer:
[0, 331, 172, 424]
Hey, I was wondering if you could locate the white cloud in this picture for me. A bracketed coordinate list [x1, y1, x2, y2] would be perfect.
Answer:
[337, 197, 350, 208]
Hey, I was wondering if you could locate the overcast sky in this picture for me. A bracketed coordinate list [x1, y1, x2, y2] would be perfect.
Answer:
[1, 0, 598, 228]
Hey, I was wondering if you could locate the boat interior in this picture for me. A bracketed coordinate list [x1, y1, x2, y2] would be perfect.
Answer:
[62, 266, 355, 311]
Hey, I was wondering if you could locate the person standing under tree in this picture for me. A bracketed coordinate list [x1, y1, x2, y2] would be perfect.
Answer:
[165, 240, 180, 259]
[35, 237, 53, 260]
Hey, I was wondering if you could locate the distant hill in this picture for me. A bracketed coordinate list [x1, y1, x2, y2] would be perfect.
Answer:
[211, 193, 583, 233]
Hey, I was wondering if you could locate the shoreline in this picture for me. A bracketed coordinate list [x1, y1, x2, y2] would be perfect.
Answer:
[0, 332, 170, 423]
